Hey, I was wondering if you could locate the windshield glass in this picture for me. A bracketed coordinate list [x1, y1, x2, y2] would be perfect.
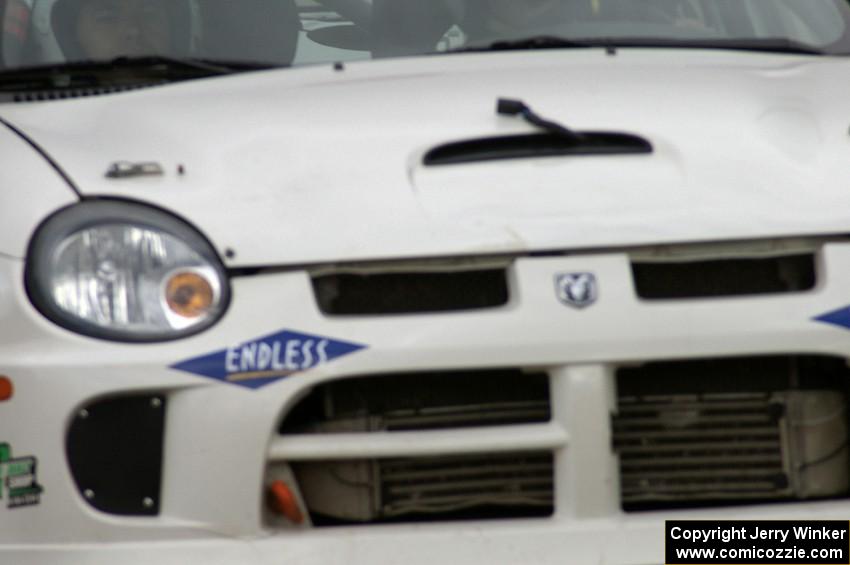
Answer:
[2, 0, 850, 71]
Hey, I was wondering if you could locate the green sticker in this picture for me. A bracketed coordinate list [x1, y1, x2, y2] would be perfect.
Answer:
[0, 444, 42, 508]
[0, 443, 7, 501]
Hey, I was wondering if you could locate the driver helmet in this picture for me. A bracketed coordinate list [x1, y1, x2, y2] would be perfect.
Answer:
[5, 0, 299, 67]
[8, 0, 198, 65]
[51, 0, 194, 60]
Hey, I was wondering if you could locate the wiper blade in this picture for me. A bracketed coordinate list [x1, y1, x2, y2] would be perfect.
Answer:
[0, 55, 279, 92]
[446, 35, 595, 54]
[107, 55, 281, 73]
[568, 37, 827, 56]
[682, 38, 828, 55]
[443, 35, 830, 56]
[588, 37, 830, 55]
[107, 55, 247, 74]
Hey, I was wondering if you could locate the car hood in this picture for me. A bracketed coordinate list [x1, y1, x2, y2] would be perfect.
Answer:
[3, 49, 850, 267]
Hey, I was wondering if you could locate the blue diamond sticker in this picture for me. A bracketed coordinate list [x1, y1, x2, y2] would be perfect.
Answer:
[170, 329, 367, 389]
[814, 306, 850, 331]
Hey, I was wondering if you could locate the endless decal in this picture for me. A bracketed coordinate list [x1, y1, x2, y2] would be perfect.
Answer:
[170, 328, 367, 389]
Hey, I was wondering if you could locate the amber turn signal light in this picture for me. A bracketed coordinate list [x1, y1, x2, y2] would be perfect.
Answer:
[0, 377, 13, 401]
[165, 272, 214, 318]
[269, 480, 304, 524]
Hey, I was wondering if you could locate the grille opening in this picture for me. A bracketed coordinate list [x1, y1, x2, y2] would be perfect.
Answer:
[615, 356, 850, 512]
[66, 394, 166, 516]
[632, 254, 816, 300]
[291, 452, 554, 526]
[312, 269, 509, 315]
[280, 370, 550, 434]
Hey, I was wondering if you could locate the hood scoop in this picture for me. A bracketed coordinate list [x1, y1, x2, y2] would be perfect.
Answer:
[425, 96, 652, 166]
[423, 131, 653, 166]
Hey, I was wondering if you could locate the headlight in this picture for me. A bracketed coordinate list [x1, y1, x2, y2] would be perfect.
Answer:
[26, 200, 230, 341]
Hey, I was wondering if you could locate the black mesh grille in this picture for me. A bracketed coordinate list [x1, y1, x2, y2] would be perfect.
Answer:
[632, 254, 816, 299]
[312, 269, 509, 315]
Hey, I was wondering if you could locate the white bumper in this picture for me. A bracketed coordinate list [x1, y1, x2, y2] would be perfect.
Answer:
[3, 240, 850, 564]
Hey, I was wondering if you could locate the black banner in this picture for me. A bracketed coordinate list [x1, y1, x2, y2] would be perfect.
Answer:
[666, 520, 850, 564]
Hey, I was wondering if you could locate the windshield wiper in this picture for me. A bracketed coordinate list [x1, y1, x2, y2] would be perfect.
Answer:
[0, 55, 280, 92]
[443, 35, 831, 56]
[111, 55, 272, 73]
[586, 37, 829, 56]
[704, 38, 829, 55]
[445, 35, 595, 54]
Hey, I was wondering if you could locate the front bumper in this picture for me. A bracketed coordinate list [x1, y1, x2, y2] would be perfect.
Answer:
[4, 242, 850, 564]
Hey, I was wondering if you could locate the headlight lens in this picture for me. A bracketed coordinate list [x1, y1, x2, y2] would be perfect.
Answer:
[26, 201, 229, 341]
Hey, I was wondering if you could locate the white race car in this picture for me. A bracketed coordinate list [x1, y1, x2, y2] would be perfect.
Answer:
[1, 0, 850, 563]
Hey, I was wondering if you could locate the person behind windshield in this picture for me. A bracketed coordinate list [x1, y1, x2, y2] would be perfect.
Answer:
[478, 0, 588, 36]
[469, 0, 698, 40]
[372, 0, 703, 57]
[372, 0, 597, 56]
[49, 0, 300, 66]
[51, 0, 186, 61]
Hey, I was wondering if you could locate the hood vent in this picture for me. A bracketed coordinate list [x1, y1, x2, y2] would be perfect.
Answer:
[423, 132, 652, 166]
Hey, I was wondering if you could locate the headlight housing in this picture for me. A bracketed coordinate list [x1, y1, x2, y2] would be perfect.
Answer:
[26, 200, 230, 342]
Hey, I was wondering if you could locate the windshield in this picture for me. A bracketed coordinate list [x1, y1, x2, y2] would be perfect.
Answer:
[2, 0, 850, 71]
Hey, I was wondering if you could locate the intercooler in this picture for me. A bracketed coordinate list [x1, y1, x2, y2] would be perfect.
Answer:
[277, 370, 554, 524]
[615, 357, 850, 510]
[269, 357, 850, 525]
[292, 452, 553, 522]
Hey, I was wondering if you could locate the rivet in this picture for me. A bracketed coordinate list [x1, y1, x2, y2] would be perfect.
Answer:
[84, 489, 95, 500]
[78, 408, 90, 419]
[142, 497, 155, 508]
[150, 397, 162, 409]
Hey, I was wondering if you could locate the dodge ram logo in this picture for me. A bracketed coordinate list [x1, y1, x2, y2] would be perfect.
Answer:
[555, 273, 597, 308]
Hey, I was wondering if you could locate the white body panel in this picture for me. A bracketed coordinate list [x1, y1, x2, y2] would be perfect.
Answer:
[3, 242, 850, 562]
[2, 50, 850, 266]
[0, 124, 76, 258]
